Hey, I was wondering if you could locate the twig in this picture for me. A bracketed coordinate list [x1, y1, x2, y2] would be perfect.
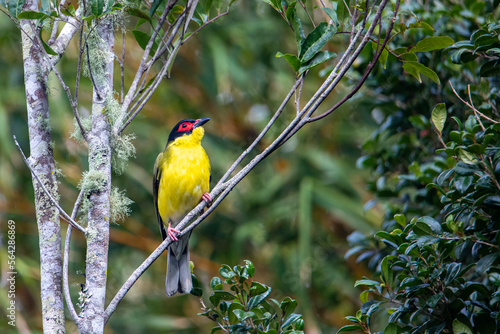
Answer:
[298, 0, 316, 28]
[307, 0, 399, 123]
[182, 11, 229, 44]
[120, 29, 126, 104]
[63, 188, 85, 323]
[449, 82, 498, 124]
[13, 135, 86, 233]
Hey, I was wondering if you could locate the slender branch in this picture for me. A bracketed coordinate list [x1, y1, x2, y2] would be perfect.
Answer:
[120, 29, 126, 103]
[13, 135, 86, 233]
[63, 188, 85, 324]
[308, 0, 399, 122]
[182, 11, 229, 44]
[105, 0, 398, 321]
[118, 0, 178, 126]
[449, 81, 498, 124]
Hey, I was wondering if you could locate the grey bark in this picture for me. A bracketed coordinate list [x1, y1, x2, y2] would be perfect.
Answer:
[20, 7, 66, 334]
[77, 18, 114, 334]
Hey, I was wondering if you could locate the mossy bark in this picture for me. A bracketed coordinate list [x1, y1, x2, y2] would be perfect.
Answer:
[20, 9, 65, 334]
[77, 18, 114, 334]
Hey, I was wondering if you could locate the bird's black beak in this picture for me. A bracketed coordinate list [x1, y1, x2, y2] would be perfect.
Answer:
[194, 118, 210, 128]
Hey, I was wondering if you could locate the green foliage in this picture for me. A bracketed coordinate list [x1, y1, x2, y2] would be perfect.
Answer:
[342, 1, 500, 333]
[196, 261, 304, 334]
[263, 0, 338, 76]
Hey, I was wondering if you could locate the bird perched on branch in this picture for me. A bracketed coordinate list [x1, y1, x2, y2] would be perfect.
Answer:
[153, 118, 212, 296]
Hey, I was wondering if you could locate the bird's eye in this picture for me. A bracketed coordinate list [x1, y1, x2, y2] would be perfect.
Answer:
[181, 124, 187, 128]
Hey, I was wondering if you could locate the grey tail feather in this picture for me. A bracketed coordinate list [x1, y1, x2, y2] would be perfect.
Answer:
[166, 244, 192, 296]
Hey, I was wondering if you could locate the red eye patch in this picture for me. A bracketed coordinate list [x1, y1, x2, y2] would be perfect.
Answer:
[178, 122, 194, 132]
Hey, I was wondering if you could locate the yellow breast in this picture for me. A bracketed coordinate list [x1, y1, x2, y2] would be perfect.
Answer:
[157, 128, 210, 226]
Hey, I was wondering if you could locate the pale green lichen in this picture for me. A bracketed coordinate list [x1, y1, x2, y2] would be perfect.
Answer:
[78, 170, 108, 194]
[109, 187, 133, 224]
[82, 32, 113, 84]
[111, 134, 136, 174]
[106, 94, 136, 174]
[77, 170, 108, 224]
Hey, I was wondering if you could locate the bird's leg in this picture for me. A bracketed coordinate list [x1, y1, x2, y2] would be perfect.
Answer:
[167, 222, 179, 241]
[201, 193, 212, 208]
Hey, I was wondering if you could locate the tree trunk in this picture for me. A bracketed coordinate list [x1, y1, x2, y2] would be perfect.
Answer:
[78, 17, 115, 333]
[20, 8, 66, 334]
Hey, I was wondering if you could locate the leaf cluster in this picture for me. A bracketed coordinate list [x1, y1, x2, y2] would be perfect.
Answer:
[196, 260, 304, 334]
[341, 1, 500, 333]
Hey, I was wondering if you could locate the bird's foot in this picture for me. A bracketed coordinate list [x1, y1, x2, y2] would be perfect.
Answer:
[167, 223, 179, 241]
[201, 192, 212, 208]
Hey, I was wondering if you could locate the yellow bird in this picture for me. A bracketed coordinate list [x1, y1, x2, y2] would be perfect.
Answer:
[153, 118, 211, 296]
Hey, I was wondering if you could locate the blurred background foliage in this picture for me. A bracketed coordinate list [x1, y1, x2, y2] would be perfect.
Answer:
[0, 0, 498, 333]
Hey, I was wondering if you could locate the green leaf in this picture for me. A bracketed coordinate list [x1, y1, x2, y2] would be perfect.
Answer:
[149, 0, 165, 17]
[209, 290, 235, 307]
[39, 30, 58, 55]
[381, 256, 394, 286]
[232, 309, 256, 322]
[8, 0, 26, 17]
[276, 52, 301, 72]
[431, 103, 447, 134]
[211, 277, 223, 290]
[416, 216, 442, 234]
[132, 30, 158, 56]
[248, 292, 270, 310]
[320, 7, 338, 25]
[479, 60, 500, 77]
[299, 22, 336, 63]
[91, 0, 104, 16]
[458, 148, 477, 165]
[125, 7, 152, 24]
[336, 0, 350, 24]
[298, 51, 337, 75]
[354, 279, 380, 287]
[17, 10, 50, 20]
[384, 323, 400, 334]
[219, 264, 236, 279]
[452, 319, 473, 334]
[403, 61, 441, 85]
[281, 313, 302, 329]
[244, 260, 255, 277]
[394, 214, 406, 227]
[337, 325, 363, 333]
[414, 36, 455, 52]
[280, 297, 297, 319]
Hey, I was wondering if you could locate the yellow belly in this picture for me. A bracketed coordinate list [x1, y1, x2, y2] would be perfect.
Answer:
[157, 144, 210, 226]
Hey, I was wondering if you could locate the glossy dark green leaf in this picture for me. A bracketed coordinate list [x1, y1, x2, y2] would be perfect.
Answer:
[91, 0, 104, 16]
[17, 10, 49, 20]
[211, 277, 223, 290]
[403, 61, 441, 85]
[479, 60, 500, 77]
[281, 313, 302, 329]
[337, 325, 363, 333]
[299, 22, 336, 63]
[413, 36, 455, 52]
[125, 7, 152, 24]
[298, 51, 337, 75]
[416, 216, 442, 234]
[209, 290, 235, 307]
[149, 0, 165, 17]
[276, 52, 300, 72]
[219, 264, 236, 279]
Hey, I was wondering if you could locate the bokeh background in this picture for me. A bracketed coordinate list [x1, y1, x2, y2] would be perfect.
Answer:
[0, 0, 476, 332]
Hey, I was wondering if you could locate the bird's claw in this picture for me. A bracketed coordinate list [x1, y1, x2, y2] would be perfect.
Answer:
[202, 193, 212, 208]
[167, 223, 179, 241]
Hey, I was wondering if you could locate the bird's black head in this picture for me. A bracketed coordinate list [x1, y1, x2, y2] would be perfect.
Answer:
[167, 118, 210, 144]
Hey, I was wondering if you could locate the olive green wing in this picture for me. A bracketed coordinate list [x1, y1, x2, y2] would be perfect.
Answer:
[153, 152, 167, 241]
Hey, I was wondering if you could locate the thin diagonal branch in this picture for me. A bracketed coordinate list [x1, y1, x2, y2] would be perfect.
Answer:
[13, 135, 86, 233]
[63, 189, 85, 324]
